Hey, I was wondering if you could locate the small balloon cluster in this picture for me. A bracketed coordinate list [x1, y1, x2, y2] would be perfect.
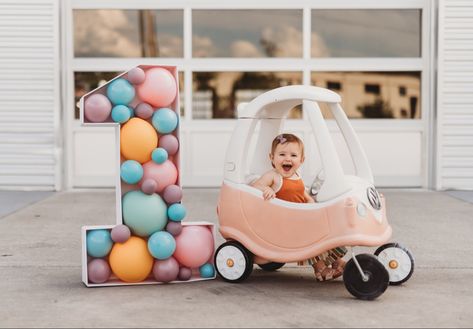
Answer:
[82, 66, 215, 285]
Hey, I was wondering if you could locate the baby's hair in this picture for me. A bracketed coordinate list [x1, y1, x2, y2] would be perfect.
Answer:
[271, 133, 304, 158]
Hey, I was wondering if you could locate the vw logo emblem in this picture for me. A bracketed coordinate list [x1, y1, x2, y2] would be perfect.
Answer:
[367, 187, 381, 210]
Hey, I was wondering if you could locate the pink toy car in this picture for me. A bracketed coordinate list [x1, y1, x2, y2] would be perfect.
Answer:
[214, 85, 414, 300]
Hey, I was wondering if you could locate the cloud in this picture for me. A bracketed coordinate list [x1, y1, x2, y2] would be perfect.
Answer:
[261, 25, 303, 57]
[230, 40, 262, 57]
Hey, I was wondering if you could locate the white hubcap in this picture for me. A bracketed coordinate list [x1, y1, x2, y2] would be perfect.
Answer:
[216, 245, 247, 281]
[377, 247, 412, 283]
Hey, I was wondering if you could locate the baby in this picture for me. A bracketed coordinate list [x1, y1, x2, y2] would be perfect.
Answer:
[251, 133, 346, 281]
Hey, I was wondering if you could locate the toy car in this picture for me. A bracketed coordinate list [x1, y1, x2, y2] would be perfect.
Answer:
[214, 85, 414, 300]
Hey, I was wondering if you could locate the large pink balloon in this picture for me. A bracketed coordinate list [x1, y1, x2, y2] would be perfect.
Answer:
[174, 226, 214, 268]
[84, 94, 112, 122]
[136, 68, 177, 108]
[139, 160, 178, 193]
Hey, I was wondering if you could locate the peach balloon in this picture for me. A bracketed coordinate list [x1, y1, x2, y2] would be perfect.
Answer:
[120, 118, 158, 164]
[174, 226, 214, 268]
[139, 160, 178, 194]
[136, 68, 177, 108]
[109, 236, 154, 283]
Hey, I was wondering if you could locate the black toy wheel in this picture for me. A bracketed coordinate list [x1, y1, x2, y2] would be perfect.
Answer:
[258, 262, 285, 272]
[214, 241, 253, 283]
[343, 253, 389, 300]
[375, 243, 415, 285]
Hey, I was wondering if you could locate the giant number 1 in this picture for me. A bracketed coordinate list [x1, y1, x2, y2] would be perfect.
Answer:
[79, 65, 215, 286]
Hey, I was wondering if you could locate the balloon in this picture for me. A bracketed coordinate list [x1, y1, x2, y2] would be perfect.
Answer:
[158, 134, 179, 156]
[152, 108, 178, 134]
[168, 203, 186, 222]
[84, 94, 112, 123]
[151, 148, 168, 164]
[166, 221, 182, 236]
[141, 179, 158, 195]
[178, 267, 192, 281]
[86, 229, 113, 258]
[111, 225, 131, 243]
[111, 105, 131, 123]
[134, 103, 154, 120]
[127, 67, 146, 85]
[136, 67, 177, 107]
[88, 259, 111, 284]
[148, 231, 176, 260]
[139, 160, 178, 194]
[163, 185, 183, 204]
[120, 118, 158, 164]
[107, 78, 135, 105]
[199, 263, 215, 278]
[120, 160, 143, 184]
[152, 257, 179, 283]
[174, 226, 214, 268]
[122, 191, 168, 237]
[109, 236, 154, 283]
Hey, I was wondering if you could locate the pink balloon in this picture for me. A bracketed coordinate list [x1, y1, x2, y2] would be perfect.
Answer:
[135, 103, 154, 120]
[153, 257, 179, 283]
[174, 226, 214, 268]
[111, 225, 131, 243]
[178, 267, 192, 281]
[163, 185, 183, 204]
[84, 94, 112, 122]
[139, 160, 177, 194]
[159, 134, 179, 156]
[127, 67, 146, 85]
[88, 259, 111, 284]
[136, 68, 177, 108]
[141, 178, 158, 195]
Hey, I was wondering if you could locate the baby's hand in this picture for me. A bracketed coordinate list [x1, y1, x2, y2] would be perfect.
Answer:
[262, 187, 276, 200]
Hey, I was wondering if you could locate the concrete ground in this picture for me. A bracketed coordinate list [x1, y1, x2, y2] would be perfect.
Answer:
[1, 188, 473, 328]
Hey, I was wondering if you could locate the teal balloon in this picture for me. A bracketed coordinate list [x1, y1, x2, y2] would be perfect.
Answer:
[152, 108, 178, 134]
[107, 78, 135, 105]
[120, 160, 143, 184]
[86, 229, 113, 258]
[199, 263, 215, 278]
[112, 105, 131, 123]
[151, 147, 168, 164]
[122, 191, 168, 237]
[167, 203, 186, 222]
[148, 231, 176, 260]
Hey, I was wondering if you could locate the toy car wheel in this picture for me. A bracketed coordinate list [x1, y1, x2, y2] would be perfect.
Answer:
[343, 254, 389, 300]
[375, 243, 415, 286]
[214, 241, 253, 283]
[258, 262, 285, 272]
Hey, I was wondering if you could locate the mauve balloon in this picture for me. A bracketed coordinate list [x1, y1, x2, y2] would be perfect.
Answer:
[134, 103, 154, 120]
[141, 178, 158, 195]
[111, 225, 131, 243]
[163, 185, 183, 204]
[166, 221, 182, 236]
[88, 259, 111, 284]
[159, 134, 179, 156]
[153, 257, 179, 283]
[84, 94, 112, 123]
[178, 267, 192, 281]
[127, 67, 146, 85]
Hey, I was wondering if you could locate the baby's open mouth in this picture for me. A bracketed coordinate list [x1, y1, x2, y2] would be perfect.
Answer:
[282, 164, 293, 172]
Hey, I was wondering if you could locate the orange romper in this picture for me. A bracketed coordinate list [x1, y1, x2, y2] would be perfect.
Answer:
[275, 177, 306, 203]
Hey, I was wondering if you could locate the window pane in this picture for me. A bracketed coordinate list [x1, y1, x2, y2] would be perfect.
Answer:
[74, 71, 184, 119]
[311, 10, 421, 57]
[311, 72, 421, 119]
[74, 10, 183, 57]
[193, 72, 302, 119]
[193, 10, 302, 58]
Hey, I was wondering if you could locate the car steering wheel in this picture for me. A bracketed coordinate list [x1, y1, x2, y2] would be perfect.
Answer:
[310, 168, 325, 196]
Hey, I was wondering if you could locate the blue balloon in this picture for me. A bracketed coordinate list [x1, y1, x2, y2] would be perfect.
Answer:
[152, 108, 178, 134]
[107, 78, 135, 105]
[199, 263, 215, 278]
[86, 229, 113, 258]
[111, 105, 131, 123]
[120, 160, 143, 184]
[167, 203, 186, 222]
[151, 147, 168, 164]
[148, 231, 176, 260]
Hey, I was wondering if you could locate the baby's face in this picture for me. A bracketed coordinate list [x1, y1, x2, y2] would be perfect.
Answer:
[270, 142, 304, 178]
